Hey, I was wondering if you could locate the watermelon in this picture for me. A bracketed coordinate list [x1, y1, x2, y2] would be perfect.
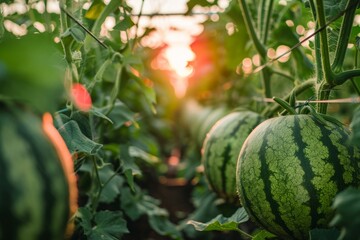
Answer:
[202, 111, 264, 203]
[237, 114, 360, 239]
[197, 107, 228, 146]
[0, 106, 71, 240]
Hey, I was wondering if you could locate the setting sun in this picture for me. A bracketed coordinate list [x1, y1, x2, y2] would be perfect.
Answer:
[151, 43, 196, 97]
[164, 45, 195, 78]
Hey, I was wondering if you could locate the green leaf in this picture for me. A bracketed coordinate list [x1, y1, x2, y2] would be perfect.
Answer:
[120, 186, 166, 220]
[323, 0, 347, 20]
[119, 187, 181, 239]
[355, 36, 360, 50]
[119, 187, 142, 220]
[113, 14, 135, 31]
[350, 106, 360, 147]
[76, 207, 93, 236]
[0, 12, 4, 39]
[90, 108, 114, 124]
[57, 120, 103, 154]
[330, 187, 360, 240]
[76, 208, 129, 240]
[187, 207, 249, 232]
[272, 24, 313, 79]
[90, 211, 128, 240]
[129, 146, 160, 165]
[101, 100, 137, 129]
[119, 145, 141, 192]
[0, 33, 66, 113]
[309, 228, 340, 240]
[148, 215, 182, 240]
[98, 165, 124, 204]
[128, 68, 157, 114]
[85, 0, 106, 20]
[252, 230, 277, 240]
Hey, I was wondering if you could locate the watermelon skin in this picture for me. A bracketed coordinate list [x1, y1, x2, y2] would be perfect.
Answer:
[202, 111, 264, 203]
[197, 107, 228, 146]
[237, 115, 360, 239]
[0, 107, 70, 240]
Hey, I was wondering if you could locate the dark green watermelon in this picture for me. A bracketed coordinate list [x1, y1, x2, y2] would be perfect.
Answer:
[237, 114, 360, 239]
[202, 111, 264, 203]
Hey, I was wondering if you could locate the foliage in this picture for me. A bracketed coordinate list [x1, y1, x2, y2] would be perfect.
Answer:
[187, 208, 248, 233]
[330, 187, 360, 240]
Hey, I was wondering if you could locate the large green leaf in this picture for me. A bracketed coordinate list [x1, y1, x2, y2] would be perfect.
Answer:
[272, 24, 314, 79]
[120, 186, 166, 221]
[119, 144, 141, 192]
[57, 120, 103, 154]
[120, 186, 181, 239]
[98, 165, 124, 204]
[126, 67, 157, 113]
[252, 230, 277, 240]
[323, 0, 347, 20]
[187, 207, 249, 232]
[0, 33, 66, 112]
[76, 208, 129, 240]
[148, 215, 182, 240]
[330, 187, 360, 240]
[100, 100, 137, 129]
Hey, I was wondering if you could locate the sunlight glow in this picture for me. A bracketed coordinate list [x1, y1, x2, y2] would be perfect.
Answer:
[164, 45, 195, 78]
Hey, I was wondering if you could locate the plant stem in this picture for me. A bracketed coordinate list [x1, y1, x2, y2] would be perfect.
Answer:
[91, 156, 102, 211]
[335, 69, 360, 85]
[92, 164, 122, 212]
[262, 79, 316, 117]
[59, 0, 72, 64]
[238, 0, 272, 97]
[271, 70, 295, 82]
[261, 67, 272, 98]
[84, 0, 122, 51]
[258, 0, 266, 40]
[311, 0, 333, 113]
[331, 0, 359, 73]
[131, 0, 145, 51]
[314, 0, 334, 85]
[235, 228, 253, 239]
[238, 0, 267, 58]
[316, 81, 331, 114]
[261, 0, 274, 44]
[351, 48, 360, 95]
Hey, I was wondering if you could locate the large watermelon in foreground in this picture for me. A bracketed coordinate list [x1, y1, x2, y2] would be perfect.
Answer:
[202, 111, 264, 203]
[237, 114, 360, 239]
[0, 105, 71, 240]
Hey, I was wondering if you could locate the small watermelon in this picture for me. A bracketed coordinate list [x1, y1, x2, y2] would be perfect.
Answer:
[202, 111, 264, 203]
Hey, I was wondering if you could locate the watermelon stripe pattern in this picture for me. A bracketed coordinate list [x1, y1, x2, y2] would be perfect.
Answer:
[0, 107, 70, 240]
[202, 111, 264, 203]
[237, 115, 360, 239]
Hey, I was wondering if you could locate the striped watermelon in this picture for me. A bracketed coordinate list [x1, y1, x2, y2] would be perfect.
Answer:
[237, 114, 360, 239]
[202, 111, 264, 203]
[197, 107, 228, 146]
[0, 106, 71, 240]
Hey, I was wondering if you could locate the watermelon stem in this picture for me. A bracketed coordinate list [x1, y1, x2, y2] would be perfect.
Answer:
[262, 79, 315, 117]
[234, 228, 253, 239]
[273, 97, 297, 115]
